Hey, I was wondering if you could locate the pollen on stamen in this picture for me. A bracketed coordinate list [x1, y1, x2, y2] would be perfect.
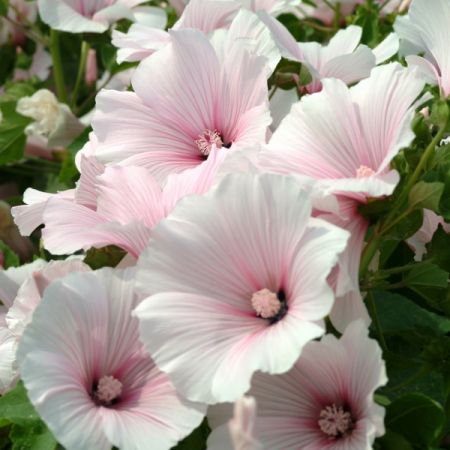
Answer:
[251, 288, 282, 320]
[318, 404, 354, 438]
[195, 129, 223, 157]
[93, 375, 123, 406]
[356, 165, 376, 178]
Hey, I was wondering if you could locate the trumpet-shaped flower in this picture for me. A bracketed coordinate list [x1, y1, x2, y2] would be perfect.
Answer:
[91, 29, 270, 181]
[394, 0, 450, 97]
[207, 321, 387, 450]
[14, 147, 225, 258]
[260, 63, 424, 329]
[260, 63, 425, 201]
[37, 0, 165, 33]
[134, 173, 349, 404]
[0, 259, 89, 393]
[17, 268, 205, 450]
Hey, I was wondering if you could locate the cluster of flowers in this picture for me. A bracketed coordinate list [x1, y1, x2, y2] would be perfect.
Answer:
[1, 0, 450, 448]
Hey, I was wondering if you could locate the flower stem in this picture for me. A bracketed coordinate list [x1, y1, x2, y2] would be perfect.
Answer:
[359, 120, 449, 281]
[71, 41, 91, 109]
[50, 30, 68, 104]
[367, 290, 388, 352]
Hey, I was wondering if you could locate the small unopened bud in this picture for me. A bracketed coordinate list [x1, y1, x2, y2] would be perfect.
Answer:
[85, 49, 98, 87]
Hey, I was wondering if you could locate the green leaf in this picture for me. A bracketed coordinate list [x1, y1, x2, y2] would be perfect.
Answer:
[373, 291, 450, 335]
[0, 102, 32, 165]
[0, 45, 15, 87]
[375, 430, 414, 450]
[429, 100, 450, 128]
[0, 383, 39, 423]
[385, 393, 446, 447]
[0, 240, 19, 268]
[10, 421, 57, 450]
[404, 263, 449, 289]
[0, 0, 8, 17]
[385, 209, 423, 241]
[425, 224, 450, 272]
[409, 181, 444, 212]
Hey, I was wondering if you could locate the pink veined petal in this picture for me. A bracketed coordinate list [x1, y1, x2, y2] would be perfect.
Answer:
[91, 90, 198, 180]
[92, 3, 134, 27]
[173, 0, 240, 33]
[323, 25, 362, 58]
[212, 9, 281, 75]
[95, 166, 165, 227]
[321, 44, 375, 85]
[75, 154, 105, 208]
[37, 0, 109, 33]
[100, 367, 205, 450]
[256, 10, 303, 61]
[0, 260, 47, 308]
[262, 77, 365, 180]
[0, 310, 18, 394]
[11, 188, 75, 236]
[131, 5, 167, 27]
[132, 30, 220, 133]
[372, 32, 400, 64]
[406, 55, 443, 93]
[350, 63, 425, 172]
[6, 259, 90, 338]
[219, 47, 271, 144]
[112, 25, 170, 63]
[41, 198, 151, 257]
[162, 146, 227, 213]
[330, 289, 371, 334]
[406, 0, 450, 97]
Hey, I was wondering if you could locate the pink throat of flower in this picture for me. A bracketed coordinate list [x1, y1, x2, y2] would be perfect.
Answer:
[94, 375, 123, 406]
[251, 288, 282, 319]
[318, 404, 354, 438]
[356, 165, 376, 178]
[195, 129, 223, 157]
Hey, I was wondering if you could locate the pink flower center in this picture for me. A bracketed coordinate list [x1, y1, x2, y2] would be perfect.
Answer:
[318, 404, 354, 438]
[251, 288, 287, 323]
[356, 165, 375, 178]
[195, 129, 223, 157]
[94, 375, 123, 406]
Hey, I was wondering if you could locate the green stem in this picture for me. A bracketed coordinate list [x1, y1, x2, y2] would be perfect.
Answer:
[359, 121, 448, 280]
[367, 291, 388, 352]
[359, 226, 382, 279]
[50, 30, 68, 104]
[71, 41, 91, 109]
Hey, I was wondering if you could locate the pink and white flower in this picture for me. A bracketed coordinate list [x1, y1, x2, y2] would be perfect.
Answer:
[37, 0, 166, 34]
[134, 173, 349, 404]
[394, 0, 450, 97]
[260, 63, 425, 203]
[259, 16, 399, 92]
[208, 320, 387, 450]
[17, 268, 206, 450]
[14, 146, 226, 258]
[0, 259, 89, 393]
[113, 0, 281, 72]
[260, 63, 425, 329]
[91, 29, 270, 181]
